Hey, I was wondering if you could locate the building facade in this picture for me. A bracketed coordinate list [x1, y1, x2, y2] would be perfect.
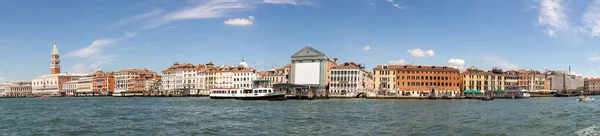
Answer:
[374, 64, 461, 97]
[232, 60, 257, 89]
[264, 64, 290, 88]
[114, 69, 157, 92]
[91, 70, 114, 95]
[546, 70, 584, 90]
[584, 78, 600, 92]
[162, 62, 206, 91]
[373, 64, 396, 91]
[289, 46, 330, 95]
[329, 62, 374, 96]
[461, 67, 505, 92]
[5, 82, 33, 97]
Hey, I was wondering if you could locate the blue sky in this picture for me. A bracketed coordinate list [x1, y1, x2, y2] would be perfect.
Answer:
[1, 0, 600, 82]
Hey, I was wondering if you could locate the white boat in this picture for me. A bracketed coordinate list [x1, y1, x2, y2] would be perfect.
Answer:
[209, 88, 286, 100]
[578, 96, 594, 102]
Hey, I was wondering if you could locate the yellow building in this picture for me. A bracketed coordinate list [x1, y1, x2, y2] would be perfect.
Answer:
[461, 66, 505, 91]
[373, 64, 397, 91]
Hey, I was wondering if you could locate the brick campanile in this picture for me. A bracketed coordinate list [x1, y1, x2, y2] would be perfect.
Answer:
[51, 41, 61, 74]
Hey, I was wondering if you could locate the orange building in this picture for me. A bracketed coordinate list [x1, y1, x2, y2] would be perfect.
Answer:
[90, 70, 115, 94]
[374, 64, 461, 97]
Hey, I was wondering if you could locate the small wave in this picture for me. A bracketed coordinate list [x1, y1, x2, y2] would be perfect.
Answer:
[577, 124, 600, 136]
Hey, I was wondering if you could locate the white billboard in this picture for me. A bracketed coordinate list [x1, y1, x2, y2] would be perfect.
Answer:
[294, 62, 321, 84]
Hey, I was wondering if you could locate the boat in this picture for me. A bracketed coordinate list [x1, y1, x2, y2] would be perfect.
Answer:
[209, 88, 286, 100]
[578, 96, 594, 102]
[479, 96, 494, 101]
[39, 95, 50, 98]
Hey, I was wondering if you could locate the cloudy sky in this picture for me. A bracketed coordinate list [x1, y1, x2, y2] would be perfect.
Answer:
[1, 0, 600, 82]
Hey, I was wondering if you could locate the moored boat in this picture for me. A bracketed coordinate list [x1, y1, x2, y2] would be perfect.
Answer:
[209, 88, 286, 100]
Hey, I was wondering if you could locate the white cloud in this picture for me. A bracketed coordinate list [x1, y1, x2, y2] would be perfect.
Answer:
[363, 45, 371, 51]
[389, 59, 406, 65]
[66, 33, 136, 73]
[71, 55, 117, 73]
[129, 0, 314, 28]
[263, 0, 315, 6]
[407, 48, 434, 57]
[66, 39, 115, 58]
[538, 0, 568, 29]
[536, 0, 569, 38]
[480, 56, 519, 70]
[386, 0, 405, 9]
[587, 56, 600, 61]
[582, 0, 600, 38]
[224, 16, 254, 26]
[448, 58, 465, 70]
[109, 8, 163, 28]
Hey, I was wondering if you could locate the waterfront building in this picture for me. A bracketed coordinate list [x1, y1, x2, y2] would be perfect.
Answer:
[584, 78, 600, 92]
[461, 67, 505, 92]
[114, 69, 157, 92]
[373, 64, 461, 97]
[232, 60, 257, 89]
[214, 65, 234, 88]
[264, 64, 290, 88]
[504, 70, 519, 90]
[373, 64, 397, 91]
[74, 76, 93, 96]
[528, 70, 546, 91]
[205, 62, 217, 89]
[62, 80, 77, 96]
[329, 62, 374, 96]
[289, 46, 331, 96]
[545, 70, 584, 90]
[5, 82, 32, 97]
[90, 69, 114, 95]
[31, 73, 87, 96]
[145, 76, 162, 92]
[0, 83, 6, 97]
[162, 62, 206, 93]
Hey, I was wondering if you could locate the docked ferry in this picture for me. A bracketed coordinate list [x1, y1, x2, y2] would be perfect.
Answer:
[209, 88, 286, 100]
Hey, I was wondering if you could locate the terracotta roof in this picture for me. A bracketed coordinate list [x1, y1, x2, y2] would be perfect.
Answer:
[585, 78, 600, 81]
[162, 62, 207, 72]
[332, 62, 362, 69]
[373, 64, 459, 72]
[117, 69, 155, 73]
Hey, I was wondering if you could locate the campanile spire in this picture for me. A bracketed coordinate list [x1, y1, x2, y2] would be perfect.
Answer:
[51, 41, 61, 74]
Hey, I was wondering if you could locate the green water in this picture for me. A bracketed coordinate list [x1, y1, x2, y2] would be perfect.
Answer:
[0, 97, 599, 136]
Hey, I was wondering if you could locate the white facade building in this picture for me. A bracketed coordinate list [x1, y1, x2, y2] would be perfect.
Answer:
[162, 63, 207, 93]
[329, 62, 374, 96]
[0, 83, 7, 97]
[233, 60, 257, 89]
[5, 82, 33, 97]
[31, 73, 86, 96]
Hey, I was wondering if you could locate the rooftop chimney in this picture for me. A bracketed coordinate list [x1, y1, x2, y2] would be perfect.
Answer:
[334, 58, 338, 63]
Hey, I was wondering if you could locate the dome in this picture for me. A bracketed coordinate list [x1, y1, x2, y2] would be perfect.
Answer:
[239, 59, 248, 68]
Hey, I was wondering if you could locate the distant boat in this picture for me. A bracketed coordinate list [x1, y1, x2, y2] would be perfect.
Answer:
[479, 96, 494, 101]
[39, 95, 50, 98]
[578, 96, 594, 102]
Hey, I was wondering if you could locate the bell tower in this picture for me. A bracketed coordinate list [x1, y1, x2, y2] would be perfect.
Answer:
[51, 41, 61, 74]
